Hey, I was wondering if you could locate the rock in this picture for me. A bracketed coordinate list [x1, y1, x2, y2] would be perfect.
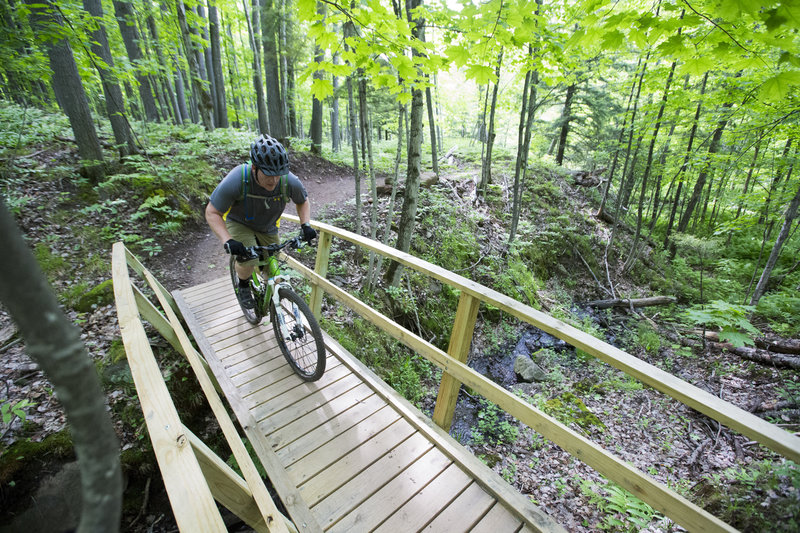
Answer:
[420, 171, 438, 187]
[514, 355, 548, 382]
[73, 279, 114, 312]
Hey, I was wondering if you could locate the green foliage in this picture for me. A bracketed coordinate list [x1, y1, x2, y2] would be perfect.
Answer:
[1, 399, 35, 428]
[580, 479, 663, 531]
[693, 460, 800, 532]
[683, 300, 760, 347]
[472, 399, 519, 446]
[756, 294, 800, 336]
[33, 242, 66, 280]
[636, 323, 661, 355]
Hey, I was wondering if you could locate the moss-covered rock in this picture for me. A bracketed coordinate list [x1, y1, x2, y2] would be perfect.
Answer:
[73, 279, 114, 312]
[543, 391, 606, 431]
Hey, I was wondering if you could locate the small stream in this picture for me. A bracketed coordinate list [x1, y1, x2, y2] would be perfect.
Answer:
[447, 326, 573, 443]
[444, 306, 621, 444]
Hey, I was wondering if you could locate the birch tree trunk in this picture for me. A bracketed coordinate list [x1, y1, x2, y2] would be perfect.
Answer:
[0, 200, 122, 533]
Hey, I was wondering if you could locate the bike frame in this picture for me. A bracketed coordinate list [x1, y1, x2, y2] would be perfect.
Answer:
[250, 253, 298, 343]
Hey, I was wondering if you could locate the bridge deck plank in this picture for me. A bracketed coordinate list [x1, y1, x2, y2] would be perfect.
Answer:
[175, 276, 561, 533]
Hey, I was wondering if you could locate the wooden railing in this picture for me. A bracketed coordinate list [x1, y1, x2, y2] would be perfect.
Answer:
[111, 242, 295, 533]
[283, 215, 800, 533]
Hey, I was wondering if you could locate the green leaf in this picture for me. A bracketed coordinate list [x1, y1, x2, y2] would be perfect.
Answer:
[779, 52, 800, 67]
[600, 29, 626, 50]
[445, 45, 471, 68]
[310, 78, 333, 100]
[657, 34, 689, 56]
[719, 329, 755, 348]
[680, 56, 716, 77]
[759, 70, 800, 102]
[465, 64, 495, 85]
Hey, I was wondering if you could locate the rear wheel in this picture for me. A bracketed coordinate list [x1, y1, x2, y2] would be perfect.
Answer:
[229, 255, 263, 325]
[271, 287, 325, 381]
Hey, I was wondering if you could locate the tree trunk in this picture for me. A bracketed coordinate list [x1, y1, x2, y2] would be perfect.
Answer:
[665, 72, 708, 247]
[198, 4, 216, 126]
[386, 0, 423, 286]
[479, 49, 502, 195]
[262, 0, 286, 139]
[83, 0, 137, 157]
[176, 0, 214, 130]
[208, 0, 228, 127]
[225, 23, 243, 128]
[112, 0, 159, 122]
[555, 82, 576, 166]
[623, 60, 676, 272]
[0, 200, 122, 533]
[347, 74, 361, 235]
[510, 44, 538, 243]
[331, 50, 341, 152]
[360, 78, 378, 287]
[750, 169, 800, 306]
[426, 85, 439, 176]
[280, 0, 291, 134]
[244, 0, 268, 133]
[173, 59, 190, 124]
[309, 2, 325, 153]
[27, 0, 105, 182]
[677, 102, 733, 233]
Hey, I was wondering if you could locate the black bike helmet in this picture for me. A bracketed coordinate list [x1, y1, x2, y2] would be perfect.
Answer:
[250, 134, 289, 175]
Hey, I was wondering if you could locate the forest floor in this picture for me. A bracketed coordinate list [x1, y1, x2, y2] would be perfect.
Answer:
[1, 147, 798, 532]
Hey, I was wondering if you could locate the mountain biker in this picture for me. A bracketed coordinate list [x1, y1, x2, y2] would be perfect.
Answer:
[205, 134, 317, 309]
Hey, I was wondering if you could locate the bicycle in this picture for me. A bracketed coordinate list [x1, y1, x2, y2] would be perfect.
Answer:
[227, 236, 326, 381]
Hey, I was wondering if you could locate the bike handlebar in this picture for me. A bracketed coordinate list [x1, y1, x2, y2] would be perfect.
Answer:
[228, 235, 310, 262]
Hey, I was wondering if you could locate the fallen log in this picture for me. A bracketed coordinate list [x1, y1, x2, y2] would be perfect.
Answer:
[585, 296, 676, 309]
[756, 337, 800, 355]
[699, 331, 800, 356]
[729, 346, 800, 370]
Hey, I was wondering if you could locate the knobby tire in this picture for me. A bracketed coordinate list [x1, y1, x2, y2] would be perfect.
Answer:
[229, 255, 263, 325]
[271, 287, 325, 381]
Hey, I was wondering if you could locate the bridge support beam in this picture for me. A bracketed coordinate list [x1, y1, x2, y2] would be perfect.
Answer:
[310, 230, 332, 318]
[433, 292, 480, 431]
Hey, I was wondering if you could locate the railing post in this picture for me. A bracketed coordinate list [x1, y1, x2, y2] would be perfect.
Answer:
[310, 230, 332, 318]
[432, 292, 480, 432]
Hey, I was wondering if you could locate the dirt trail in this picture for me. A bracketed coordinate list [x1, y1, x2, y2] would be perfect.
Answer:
[151, 151, 364, 292]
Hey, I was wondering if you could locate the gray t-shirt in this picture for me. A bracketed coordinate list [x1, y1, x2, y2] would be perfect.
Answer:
[209, 163, 308, 234]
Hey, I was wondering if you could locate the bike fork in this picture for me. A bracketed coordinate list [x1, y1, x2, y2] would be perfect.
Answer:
[270, 282, 293, 342]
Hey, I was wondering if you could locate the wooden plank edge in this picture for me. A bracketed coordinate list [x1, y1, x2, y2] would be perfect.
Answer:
[174, 290, 323, 533]
[186, 426, 300, 533]
[112, 242, 228, 531]
[319, 330, 566, 533]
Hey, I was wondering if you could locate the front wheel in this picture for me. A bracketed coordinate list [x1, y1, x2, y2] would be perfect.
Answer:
[229, 255, 263, 325]
[270, 287, 326, 381]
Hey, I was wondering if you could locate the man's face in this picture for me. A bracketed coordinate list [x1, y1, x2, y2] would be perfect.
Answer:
[257, 169, 280, 191]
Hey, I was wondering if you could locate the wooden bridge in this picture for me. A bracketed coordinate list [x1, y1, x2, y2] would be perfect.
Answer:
[112, 216, 800, 533]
